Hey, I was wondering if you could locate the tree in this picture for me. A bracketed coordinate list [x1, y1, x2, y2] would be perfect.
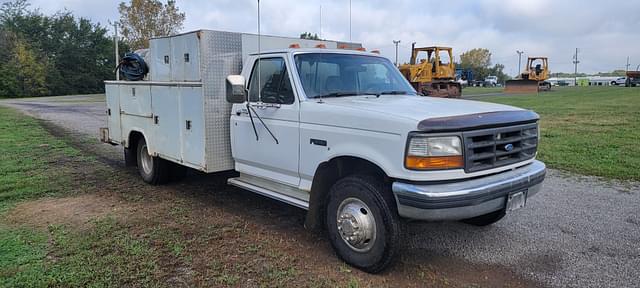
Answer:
[460, 48, 492, 81]
[0, 0, 124, 97]
[118, 0, 185, 49]
[487, 63, 511, 84]
[10, 39, 49, 96]
[300, 32, 320, 40]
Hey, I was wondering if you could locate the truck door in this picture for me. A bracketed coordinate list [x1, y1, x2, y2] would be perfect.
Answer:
[231, 56, 300, 187]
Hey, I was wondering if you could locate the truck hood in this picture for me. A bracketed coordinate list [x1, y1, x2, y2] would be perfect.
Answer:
[317, 95, 523, 121]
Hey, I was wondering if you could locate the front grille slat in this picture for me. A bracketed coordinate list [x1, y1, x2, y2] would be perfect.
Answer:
[463, 122, 538, 173]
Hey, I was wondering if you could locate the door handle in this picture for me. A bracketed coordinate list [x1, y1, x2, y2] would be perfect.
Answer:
[235, 108, 248, 116]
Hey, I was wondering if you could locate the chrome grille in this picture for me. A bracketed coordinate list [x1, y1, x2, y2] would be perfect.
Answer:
[463, 123, 538, 173]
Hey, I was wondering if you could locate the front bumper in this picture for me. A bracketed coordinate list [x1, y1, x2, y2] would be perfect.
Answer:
[392, 160, 546, 221]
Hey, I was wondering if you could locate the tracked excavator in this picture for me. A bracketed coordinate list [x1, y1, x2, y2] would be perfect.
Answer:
[399, 44, 461, 98]
[505, 57, 551, 93]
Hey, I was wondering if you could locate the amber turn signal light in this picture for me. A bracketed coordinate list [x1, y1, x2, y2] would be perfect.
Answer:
[405, 155, 463, 170]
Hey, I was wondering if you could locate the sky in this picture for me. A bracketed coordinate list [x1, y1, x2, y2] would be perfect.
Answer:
[14, 0, 640, 75]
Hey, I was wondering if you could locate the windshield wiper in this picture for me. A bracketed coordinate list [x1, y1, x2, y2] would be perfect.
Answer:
[374, 90, 409, 97]
[316, 91, 360, 98]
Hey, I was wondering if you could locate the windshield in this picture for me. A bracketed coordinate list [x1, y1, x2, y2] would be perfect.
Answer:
[294, 53, 416, 98]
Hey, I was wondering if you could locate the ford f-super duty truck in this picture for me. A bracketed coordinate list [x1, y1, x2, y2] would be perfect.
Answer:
[102, 30, 546, 273]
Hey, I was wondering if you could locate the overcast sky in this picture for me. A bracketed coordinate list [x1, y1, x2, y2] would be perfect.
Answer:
[18, 0, 640, 75]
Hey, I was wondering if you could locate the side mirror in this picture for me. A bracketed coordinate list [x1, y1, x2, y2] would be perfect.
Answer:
[226, 75, 247, 103]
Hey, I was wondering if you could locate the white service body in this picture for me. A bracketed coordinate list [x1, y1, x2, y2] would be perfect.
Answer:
[104, 30, 356, 173]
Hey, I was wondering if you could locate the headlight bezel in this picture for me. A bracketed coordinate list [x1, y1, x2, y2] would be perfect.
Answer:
[404, 132, 465, 171]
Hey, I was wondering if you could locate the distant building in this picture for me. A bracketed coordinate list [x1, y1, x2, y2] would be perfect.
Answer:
[547, 76, 619, 86]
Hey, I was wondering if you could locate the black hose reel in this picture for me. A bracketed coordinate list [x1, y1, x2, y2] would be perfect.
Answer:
[116, 52, 149, 81]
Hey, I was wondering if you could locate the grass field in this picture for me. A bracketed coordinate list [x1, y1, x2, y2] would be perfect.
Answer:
[478, 86, 640, 181]
[462, 86, 504, 96]
[0, 107, 160, 287]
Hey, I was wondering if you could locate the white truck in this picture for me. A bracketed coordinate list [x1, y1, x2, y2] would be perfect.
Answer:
[484, 75, 498, 87]
[102, 30, 546, 273]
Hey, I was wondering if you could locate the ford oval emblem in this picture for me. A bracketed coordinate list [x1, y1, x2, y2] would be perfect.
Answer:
[504, 143, 514, 152]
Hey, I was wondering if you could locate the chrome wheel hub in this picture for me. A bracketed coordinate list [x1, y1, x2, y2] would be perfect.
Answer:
[140, 144, 153, 175]
[336, 198, 376, 252]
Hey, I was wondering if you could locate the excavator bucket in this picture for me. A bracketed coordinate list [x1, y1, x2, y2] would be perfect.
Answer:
[504, 79, 540, 94]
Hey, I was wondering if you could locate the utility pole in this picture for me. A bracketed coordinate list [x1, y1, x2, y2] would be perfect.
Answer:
[626, 56, 630, 72]
[393, 40, 401, 66]
[573, 48, 580, 86]
[113, 22, 119, 81]
[516, 50, 524, 76]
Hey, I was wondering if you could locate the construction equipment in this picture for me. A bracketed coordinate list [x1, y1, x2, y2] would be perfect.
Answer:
[505, 57, 551, 93]
[625, 71, 640, 87]
[399, 44, 461, 98]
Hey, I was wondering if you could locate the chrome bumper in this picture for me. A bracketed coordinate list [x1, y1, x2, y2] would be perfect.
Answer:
[392, 160, 546, 221]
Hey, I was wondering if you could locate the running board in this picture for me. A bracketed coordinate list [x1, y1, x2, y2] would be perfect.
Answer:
[227, 176, 309, 210]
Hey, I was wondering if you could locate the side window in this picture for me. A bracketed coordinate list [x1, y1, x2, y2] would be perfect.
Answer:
[248, 58, 295, 104]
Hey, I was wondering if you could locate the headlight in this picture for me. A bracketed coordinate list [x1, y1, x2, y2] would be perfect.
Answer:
[405, 135, 463, 170]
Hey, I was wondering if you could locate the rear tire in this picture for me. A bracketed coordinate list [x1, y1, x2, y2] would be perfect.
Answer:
[136, 138, 170, 185]
[461, 209, 506, 226]
[326, 175, 400, 273]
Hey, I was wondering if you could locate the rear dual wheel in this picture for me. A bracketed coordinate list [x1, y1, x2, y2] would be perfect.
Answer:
[136, 138, 173, 185]
[326, 175, 400, 273]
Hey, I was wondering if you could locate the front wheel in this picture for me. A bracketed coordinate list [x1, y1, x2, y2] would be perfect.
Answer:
[326, 175, 400, 273]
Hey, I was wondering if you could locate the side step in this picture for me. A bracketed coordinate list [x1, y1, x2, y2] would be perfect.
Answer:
[228, 175, 309, 210]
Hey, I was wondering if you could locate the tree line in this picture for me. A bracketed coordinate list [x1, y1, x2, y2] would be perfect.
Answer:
[458, 48, 510, 84]
[0, 0, 184, 98]
[0, 0, 126, 97]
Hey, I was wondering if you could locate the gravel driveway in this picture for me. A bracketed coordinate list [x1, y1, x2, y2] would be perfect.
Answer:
[2, 95, 639, 288]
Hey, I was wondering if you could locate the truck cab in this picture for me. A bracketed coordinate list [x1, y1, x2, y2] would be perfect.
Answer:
[225, 48, 545, 272]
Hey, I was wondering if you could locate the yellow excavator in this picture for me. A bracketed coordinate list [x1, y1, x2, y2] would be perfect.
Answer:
[399, 44, 461, 98]
[505, 57, 551, 93]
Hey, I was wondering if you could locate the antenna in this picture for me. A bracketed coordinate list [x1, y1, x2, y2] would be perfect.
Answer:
[319, 5, 322, 39]
[349, 0, 352, 42]
[257, 0, 261, 103]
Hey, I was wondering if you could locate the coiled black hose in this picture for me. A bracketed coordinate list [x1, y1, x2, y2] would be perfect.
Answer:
[116, 52, 148, 81]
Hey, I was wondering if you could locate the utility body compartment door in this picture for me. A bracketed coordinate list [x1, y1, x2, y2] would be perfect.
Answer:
[231, 56, 300, 187]
[179, 86, 205, 167]
[119, 85, 152, 117]
[105, 83, 122, 143]
[151, 86, 181, 160]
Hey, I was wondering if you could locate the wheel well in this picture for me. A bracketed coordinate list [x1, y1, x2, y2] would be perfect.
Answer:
[125, 131, 145, 167]
[304, 156, 390, 231]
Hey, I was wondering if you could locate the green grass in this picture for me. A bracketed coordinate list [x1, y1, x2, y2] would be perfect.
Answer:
[0, 106, 159, 287]
[479, 86, 640, 181]
[0, 107, 80, 212]
[462, 86, 504, 96]
[0, 218, 159, 288]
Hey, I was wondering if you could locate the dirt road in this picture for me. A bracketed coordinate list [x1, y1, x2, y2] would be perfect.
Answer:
[2, 95, 639, 288]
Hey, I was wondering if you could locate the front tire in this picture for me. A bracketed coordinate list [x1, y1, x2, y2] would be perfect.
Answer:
[326, 175, 400, 273]
[136, 138, 170, 185]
